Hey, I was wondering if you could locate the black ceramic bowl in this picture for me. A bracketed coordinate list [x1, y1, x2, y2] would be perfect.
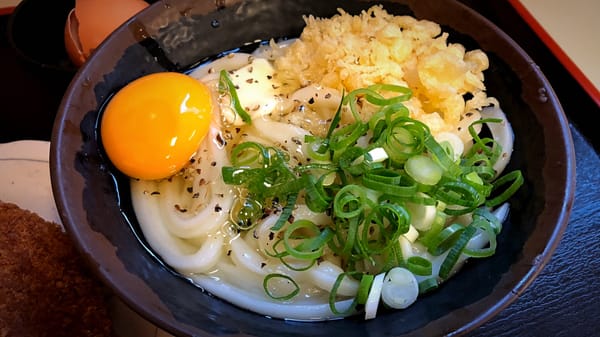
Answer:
[50, 0, 576, 336]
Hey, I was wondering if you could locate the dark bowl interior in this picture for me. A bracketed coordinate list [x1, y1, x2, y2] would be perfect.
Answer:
[50, 0, 576, 336]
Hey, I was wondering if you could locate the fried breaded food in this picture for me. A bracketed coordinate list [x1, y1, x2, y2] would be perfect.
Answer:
[0, 201, 114, 337]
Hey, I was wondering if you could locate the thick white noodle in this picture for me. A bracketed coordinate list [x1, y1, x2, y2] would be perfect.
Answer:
[290, 84, 343, 119]
[456, 110, 482, 152]
[250, 118, 311, 162]
[251, 38, 297, 60]
[434, 131, 464, 162]
[229, 235, 271, 275]
[253, 214, 280, 254]
[481, 105, 514, 176]
[191, 268, 355, 321]
[158, 125, 234, 239]
[308, 261, 359, 296]
[130, 180, 225, 274]
[132, 125, 359, 318]
[188, 52, 254, 82]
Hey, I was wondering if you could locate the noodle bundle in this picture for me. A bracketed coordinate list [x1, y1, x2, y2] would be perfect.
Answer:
[130, 5, 522, 321]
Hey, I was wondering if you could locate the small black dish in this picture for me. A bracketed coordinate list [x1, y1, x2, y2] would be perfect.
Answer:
[7, 0, 77, 74]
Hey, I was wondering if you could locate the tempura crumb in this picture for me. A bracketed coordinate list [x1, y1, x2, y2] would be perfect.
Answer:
[273, 5, 495, 134]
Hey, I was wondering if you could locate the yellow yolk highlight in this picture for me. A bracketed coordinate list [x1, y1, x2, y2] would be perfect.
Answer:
[101, 72, 212, 180]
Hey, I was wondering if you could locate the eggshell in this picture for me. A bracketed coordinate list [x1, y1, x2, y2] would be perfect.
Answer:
[64, 9, 86, 67]
[75, 0, 149, 60]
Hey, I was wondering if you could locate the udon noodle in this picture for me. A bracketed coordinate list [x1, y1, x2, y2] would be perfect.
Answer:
[130, 6, 521, 321]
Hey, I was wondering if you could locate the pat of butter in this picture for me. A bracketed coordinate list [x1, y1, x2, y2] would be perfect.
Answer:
[225, 58, 281, 125]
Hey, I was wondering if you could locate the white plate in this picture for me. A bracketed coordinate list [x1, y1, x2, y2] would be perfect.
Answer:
[0, 140, 62, 225]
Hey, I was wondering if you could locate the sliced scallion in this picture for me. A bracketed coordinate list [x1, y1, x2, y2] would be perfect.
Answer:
[263, 273, 300, 300]
[406, 256, 433, 276]
[438, 225, 477, 279]
[217, 82, 523, 312]
[218, 70, 252, 124]
[405, 154, 443, 186]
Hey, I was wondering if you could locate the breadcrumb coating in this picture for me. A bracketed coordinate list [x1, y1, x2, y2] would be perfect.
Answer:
[0, 201, 114, 337]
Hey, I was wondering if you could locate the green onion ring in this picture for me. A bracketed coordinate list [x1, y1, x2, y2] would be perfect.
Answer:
[406, 256, 433, 276]
[218, 70, 252, 124]
[263, 273, 300, 300]
[418, 277, 439, 294]
[329, 272, 360, 315]
[426, 223, 465, 256]
[438, 225, 477, 279]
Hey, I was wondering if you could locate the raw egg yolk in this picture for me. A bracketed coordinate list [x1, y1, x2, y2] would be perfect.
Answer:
[101, 72, 212, 180]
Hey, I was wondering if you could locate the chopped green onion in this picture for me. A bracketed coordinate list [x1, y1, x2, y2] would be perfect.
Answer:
[329, 272, 360, 315]
[433, 180, 483, 215]
[406, 256, 432, 276]
[379, 241, 405, 272]
[265, 236, 317, 271]
[361, 203, 410, 254]
[304, 174, 334, 213]
[305, 135, 332, 161]
[425, 223, 465, 256]
[218, 70, 252, 124]
[473, 206, 503, 234]
[424, 135, 462, 178]
[328, 216, 361, 258]
[418, 277, 439, 294]
[404, 196, 437, 231]
[439, 225, 477, 279]
[381, 119, 429, 165]
[263, 273, 300, 300]
[405, 154, 443, 186]
[283, 220, 333, 260]
[356, 274, 375, 305]
[417, 210, 447, 247]
[271, 193, 298, 231]
[333, 185, 368, 219]
[463, 217, 497, 258]
[217, 82, 523, 309]
[486, 170, 524, 208]
[330, 122, 369, 154]
[468, 118, 503, 157]
[362, 170, 418, 197]
[229, 141, 268, 167]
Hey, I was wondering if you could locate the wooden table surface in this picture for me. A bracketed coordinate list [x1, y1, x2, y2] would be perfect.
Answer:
[1, 1, 598, 336]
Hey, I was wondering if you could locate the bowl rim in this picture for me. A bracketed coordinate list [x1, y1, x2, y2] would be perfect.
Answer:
[50, 0, 577, 336]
